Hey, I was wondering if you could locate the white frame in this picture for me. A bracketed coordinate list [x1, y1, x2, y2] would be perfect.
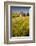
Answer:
[8, 5, 33, 41]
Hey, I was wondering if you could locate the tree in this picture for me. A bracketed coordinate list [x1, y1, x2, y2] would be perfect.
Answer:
[27, 13, 29, 16]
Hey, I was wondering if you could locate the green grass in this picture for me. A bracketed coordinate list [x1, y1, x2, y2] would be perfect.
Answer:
[12, 14, 29, 37]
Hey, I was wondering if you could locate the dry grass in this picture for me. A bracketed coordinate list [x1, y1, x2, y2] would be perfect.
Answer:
[12, 16, 29, 37]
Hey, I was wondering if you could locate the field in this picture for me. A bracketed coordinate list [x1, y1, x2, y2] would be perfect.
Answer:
[12, 13, 29, 37]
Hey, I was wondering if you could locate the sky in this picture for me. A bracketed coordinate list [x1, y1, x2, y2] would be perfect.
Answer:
[10, 6, 31, 14]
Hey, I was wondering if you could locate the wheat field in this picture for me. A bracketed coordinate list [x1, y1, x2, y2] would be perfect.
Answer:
[12, 13, 29, 37]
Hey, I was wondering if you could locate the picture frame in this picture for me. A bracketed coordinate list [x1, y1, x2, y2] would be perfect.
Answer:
[4, 1, 35, 44]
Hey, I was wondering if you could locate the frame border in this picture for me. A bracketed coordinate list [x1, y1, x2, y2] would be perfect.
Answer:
[4, 1, 35, 44]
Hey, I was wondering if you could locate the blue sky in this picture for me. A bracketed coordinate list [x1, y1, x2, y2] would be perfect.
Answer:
[10, 6, 30, 13]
